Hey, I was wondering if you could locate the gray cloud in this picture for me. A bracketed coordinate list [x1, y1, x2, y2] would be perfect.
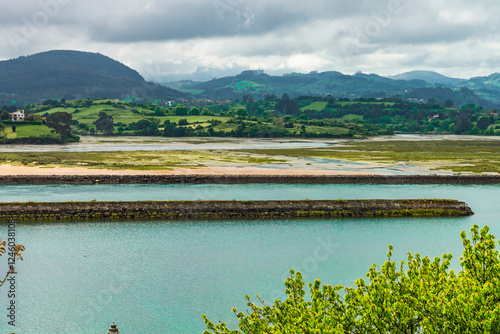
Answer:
[1, 0, 500, 80]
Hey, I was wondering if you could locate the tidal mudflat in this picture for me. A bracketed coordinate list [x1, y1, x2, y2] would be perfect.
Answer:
[0, 135, 499, 175]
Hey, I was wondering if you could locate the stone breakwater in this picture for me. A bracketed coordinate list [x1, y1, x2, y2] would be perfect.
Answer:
[0, 175, 499, 185]
[0, 199, 473, 222]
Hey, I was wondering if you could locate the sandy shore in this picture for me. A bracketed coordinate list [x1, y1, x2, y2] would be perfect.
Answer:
[0, 164, 377, 176]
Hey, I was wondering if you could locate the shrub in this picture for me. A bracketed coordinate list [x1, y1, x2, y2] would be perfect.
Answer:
[203, 225, 500, 333]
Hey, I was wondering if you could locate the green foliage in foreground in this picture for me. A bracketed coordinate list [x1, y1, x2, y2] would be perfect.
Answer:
[202, 225, 500, 333]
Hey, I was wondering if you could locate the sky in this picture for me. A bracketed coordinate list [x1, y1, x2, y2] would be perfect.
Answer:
[1, 0, 500, 82]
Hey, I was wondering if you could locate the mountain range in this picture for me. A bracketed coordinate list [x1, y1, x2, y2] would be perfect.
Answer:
[1, 50, 500, 108]
[167, 70, 500, 108]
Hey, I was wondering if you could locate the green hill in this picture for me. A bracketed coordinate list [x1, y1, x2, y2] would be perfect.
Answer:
[189, 70, 428, 100]
[389, 70, 466, 86]
[0, 50, 187, 105]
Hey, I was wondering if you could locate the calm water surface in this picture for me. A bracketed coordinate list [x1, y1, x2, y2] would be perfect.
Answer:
[0, 184, 499, 333]
[0, 137, 336, 152]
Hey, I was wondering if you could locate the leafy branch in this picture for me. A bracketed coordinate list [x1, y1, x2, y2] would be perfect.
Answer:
[0, 238, 25, 287]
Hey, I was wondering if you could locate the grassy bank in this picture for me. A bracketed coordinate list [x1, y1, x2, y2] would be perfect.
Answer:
[238, 140, 500, 173]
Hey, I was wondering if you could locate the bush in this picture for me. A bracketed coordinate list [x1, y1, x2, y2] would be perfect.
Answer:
[201, 108, 212, 116]
[189, 107, 200, 116]
[175, 104, 188, 116]
[203, 225, 500, 333]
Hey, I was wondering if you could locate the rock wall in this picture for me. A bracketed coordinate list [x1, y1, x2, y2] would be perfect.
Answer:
[0, 174, 499, 185]
[0, 199, 473, 222]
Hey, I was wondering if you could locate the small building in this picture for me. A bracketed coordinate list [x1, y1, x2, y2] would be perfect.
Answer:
[10, 110, 25, 122]
[429, 114, 440, 121]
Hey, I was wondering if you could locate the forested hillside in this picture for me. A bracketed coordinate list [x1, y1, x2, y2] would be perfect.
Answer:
[0, 50, 187, 105]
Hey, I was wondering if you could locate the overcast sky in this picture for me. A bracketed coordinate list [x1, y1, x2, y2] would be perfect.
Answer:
[1, 0, 500, 82]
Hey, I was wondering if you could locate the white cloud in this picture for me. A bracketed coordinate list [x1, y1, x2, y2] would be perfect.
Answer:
[1, 0, 500, 81]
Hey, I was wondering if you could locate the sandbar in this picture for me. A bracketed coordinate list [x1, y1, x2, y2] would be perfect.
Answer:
[0, 164, 378, 176]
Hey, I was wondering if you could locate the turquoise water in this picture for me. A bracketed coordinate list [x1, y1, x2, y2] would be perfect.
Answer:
[0, 184, 499, 333]
[0, 183, 496, 202]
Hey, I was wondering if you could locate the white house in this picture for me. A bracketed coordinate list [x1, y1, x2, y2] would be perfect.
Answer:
[10, 110, 25, 122]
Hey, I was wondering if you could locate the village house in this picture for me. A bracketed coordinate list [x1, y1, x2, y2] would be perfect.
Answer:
[10, 110, 25, 122]
[428, 114, 440, 121]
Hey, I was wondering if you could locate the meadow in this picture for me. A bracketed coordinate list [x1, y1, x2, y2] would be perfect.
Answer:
[3, 123, 58, 139]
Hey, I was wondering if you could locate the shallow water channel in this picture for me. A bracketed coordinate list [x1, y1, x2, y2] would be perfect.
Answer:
[0, 183, 498, 333]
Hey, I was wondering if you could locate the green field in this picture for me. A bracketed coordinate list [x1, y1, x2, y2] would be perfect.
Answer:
[233, 80, 266, 92]
[3, 123, 57, 139]
[156, 116, 227, 124]
[177, 89, 204, 95]
[300, 101, 328, 111]
[304, 125, 350, 135]
[36, 103, 227, 126]
[334, 101, 395, 106]
[340, 114, 364, 121]
[40, 105, 149, 125]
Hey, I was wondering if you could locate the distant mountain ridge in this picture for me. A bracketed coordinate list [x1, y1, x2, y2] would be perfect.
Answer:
[172, 69, 497, 107]
[190, 70, 428, 100]
[0, 50, 186, 105]
[388, 70, 466, 86]
[2, 50, 500, 109]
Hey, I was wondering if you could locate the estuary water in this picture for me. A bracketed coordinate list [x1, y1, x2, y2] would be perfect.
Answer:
[1, 134, 498, 153]
[0, 183, 499, 333]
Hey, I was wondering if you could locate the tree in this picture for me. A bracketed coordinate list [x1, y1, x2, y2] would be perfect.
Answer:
[477, 116, 494, 130]
[26, 113, 41, 122]
[201, 108, 212, 116]
[189, 107, 200, 116]
[0, 110, 10, 121]
[444, 99, 454, 108]
[236, 108, 247, 117]
[175, 104, 188, 116]
[93, 111, 114, 135]
[11, 125, 16, 133]
[46, 112, 72, 141]
[154, 107, 166, 116]
[242, 94, 254, 103]
[202, 225, 500, 333]
[275, 94, 300, 116]
[264, 94, 277, 101]
[454, 113, 472, 134]
[134, 119, 160, 136]
[163, 120, 188, 137]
